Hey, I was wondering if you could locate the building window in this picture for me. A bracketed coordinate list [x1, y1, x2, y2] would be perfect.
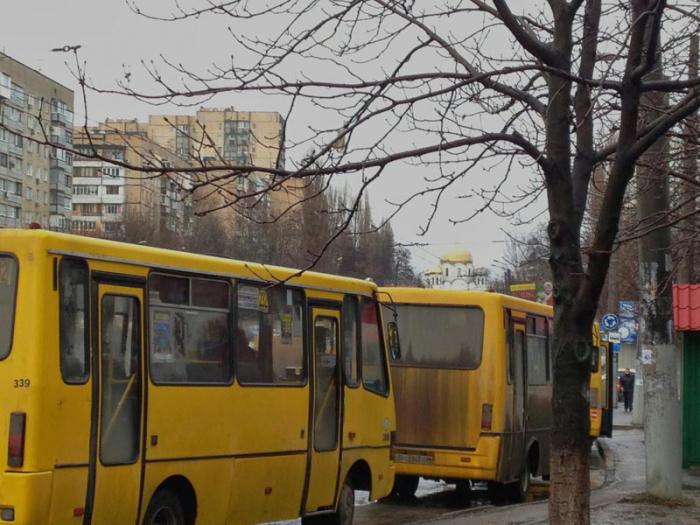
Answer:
[105, 186, 120, 195]
[104, 204, 121, 215]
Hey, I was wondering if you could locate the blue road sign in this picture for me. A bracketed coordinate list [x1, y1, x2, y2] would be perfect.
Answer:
[602, 314, 619, 330]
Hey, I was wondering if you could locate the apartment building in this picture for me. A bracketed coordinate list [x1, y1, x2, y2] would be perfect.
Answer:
[146, 108, 295, 217]
[0, 52, 74, 230]
[72, 123, 192, 240]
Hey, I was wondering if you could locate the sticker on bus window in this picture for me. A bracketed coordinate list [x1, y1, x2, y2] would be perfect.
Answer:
[238, 285, 260, 310]
[281, 311, 293, 344]
[258, 290, 269, 313]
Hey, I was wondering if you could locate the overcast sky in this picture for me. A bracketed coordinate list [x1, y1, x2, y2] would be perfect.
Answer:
[1, 1, 546, 275]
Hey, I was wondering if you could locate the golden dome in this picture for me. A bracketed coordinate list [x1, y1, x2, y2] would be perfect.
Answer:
[440, 247, 473, 264]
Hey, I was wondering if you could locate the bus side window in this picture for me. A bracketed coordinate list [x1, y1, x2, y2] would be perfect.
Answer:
[236, 285, 305, 385]
[360, 299, 389, 396]
[342, 295, 359, 387]
[59, 258, 89, 383]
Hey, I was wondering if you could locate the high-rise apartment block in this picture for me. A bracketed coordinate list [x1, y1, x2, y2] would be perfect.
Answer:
[146, 108, 294, 216]
[0, 53, 74, 230]
[72, 121, 192, 240]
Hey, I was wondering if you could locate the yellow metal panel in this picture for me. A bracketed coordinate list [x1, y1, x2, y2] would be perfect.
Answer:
[228, 455, 307, 524]
[142, 459, 234, 524]
[393, 435, 501, 481]
[48, 468, 89, 524]
[0, 471, 53, 525]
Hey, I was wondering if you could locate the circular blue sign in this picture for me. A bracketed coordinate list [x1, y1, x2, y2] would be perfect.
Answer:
[602, 314, 619, 330]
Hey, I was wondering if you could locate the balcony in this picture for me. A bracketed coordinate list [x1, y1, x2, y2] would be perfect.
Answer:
[1, 115, 23, 133]
[6, 192, 21, 205]
[0, 215, 20, 228]
[8, 143, 22, 156]
[50, 157, 72, 172]
[51, 110, 73, 127]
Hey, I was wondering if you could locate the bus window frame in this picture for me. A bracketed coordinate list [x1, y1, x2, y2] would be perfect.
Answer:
[360, 297, 391, 398]
[0, 252, 19, 361]
[234, 280, 309, 388]
[341, 294, 361, 389]
[59, 256, 91, 384]
[146, 269, 235, 387]
[526, 314, 549, 386]
[390, 302, 485, 371]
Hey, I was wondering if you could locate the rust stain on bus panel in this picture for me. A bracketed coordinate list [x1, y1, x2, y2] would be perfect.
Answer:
[392, 367, 481, 450]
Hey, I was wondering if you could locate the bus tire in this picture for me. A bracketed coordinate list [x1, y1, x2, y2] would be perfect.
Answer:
[143, 489, 186, 525]
[392, 475, 419, 499]
[302, 478, 355, 525]
[507, 463, 530, 503]
[486, 481, 507, 506]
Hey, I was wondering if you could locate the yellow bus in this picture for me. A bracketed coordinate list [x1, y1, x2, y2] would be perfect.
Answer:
[590, 325, 613, 439]
[378, 288, 552, 503]
[0, 230, 396, 525]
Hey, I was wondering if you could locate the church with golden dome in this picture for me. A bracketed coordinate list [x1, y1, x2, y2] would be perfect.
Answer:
[424, 247, 490, 290]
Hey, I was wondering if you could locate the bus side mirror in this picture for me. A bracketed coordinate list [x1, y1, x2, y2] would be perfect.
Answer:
[387, 322, 401, 360]
[591, 345, 600, 373]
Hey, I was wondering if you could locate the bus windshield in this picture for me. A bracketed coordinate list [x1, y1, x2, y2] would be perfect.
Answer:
[0, 256, 18, 359]
[394, 304, 484, 369]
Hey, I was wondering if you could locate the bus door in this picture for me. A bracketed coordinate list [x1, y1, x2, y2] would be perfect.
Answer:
[600, 342, 614, 437]
[305, 307, 342, 513]
[509, 321, 527, 481]
[86, 282, 145, 525]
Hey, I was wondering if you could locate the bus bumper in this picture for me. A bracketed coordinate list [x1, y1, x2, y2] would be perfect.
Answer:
[392, 435, 500, 482]
[0, 471, 53, 524]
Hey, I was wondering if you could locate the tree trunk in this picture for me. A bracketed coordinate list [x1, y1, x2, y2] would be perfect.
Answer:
[549, 313, 592, 525]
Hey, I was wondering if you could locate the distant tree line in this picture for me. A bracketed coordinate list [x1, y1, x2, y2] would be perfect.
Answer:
[117, 176, 421, 287]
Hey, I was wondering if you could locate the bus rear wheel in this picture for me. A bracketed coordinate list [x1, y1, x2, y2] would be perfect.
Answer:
[302, 478, 355, 525]
[392, 475, 419, 499]
[143, 489, 186, 525]
[507, 463, 530, 503]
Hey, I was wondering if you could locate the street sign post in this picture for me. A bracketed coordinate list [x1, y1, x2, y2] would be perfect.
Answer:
[602, 314, 619, 331]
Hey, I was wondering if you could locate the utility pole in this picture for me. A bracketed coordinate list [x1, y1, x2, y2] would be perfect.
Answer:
[680, 34, 699, 284]
[636, 52, 682, 498]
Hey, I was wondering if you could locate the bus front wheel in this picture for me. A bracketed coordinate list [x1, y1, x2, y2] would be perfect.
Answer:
[143, 489, 186, 525]
[302, 478, 355, 525]
[392, 475, 419, 499]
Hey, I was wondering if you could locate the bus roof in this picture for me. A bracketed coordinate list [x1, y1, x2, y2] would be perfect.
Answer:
[0, 229, 378, 296]
[378, 286, 553, 316]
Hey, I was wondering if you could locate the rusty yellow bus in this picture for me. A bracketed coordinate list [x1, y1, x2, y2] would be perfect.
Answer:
[590, 325, 613, 439]
[0, 230, 395, 525]
[379, 288, 552, 503]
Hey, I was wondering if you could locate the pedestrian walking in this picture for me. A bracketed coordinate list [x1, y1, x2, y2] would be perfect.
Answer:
[620, 368, 635, 412]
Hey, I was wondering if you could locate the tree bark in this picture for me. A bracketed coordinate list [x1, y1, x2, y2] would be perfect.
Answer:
[549, 319, 592, 525]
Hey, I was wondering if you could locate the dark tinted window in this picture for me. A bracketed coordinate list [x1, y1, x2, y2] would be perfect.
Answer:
[149, 274, 188, 305]
[395, 304, 484, 369]
[0, 256, 18, 359]
[361, 300, 389, 395]
[236, 285, 305, 385]
[60, 258, 89, 382]
[149, 273, 232, 384]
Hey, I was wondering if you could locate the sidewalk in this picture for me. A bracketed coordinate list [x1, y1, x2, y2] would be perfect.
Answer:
[423, 424, 700, 524]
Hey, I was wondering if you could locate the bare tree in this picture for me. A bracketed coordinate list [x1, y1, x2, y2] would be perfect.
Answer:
[6, 1, 700, 522]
